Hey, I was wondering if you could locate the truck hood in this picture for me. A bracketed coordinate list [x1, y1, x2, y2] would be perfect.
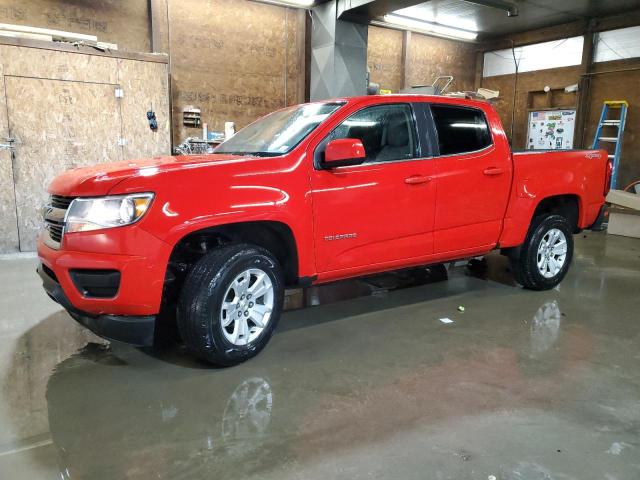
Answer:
[48, 154, 250, 196]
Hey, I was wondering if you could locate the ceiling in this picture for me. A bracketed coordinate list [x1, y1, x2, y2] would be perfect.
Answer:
[340, 0, 640, 39]
[395, 0, 640, 37]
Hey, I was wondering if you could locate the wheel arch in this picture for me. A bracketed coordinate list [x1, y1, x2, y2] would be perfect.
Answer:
[531, 194, 582, 233]
[167, 220, 300, 285]
[500, 193, 583, 251]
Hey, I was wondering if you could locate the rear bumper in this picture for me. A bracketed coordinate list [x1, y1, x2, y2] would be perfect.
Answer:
[38, 263, 156, 346]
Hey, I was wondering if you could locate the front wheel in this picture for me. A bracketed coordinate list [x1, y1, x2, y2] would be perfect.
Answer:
[177, 244, 284, 366]
[512, 214, 574, 290]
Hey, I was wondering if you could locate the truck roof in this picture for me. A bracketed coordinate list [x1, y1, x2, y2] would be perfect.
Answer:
[312, 94, 492, 111]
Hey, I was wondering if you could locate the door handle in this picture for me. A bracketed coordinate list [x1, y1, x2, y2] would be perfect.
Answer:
[404, 175, 432, 185]
[483, 167, 504, 176]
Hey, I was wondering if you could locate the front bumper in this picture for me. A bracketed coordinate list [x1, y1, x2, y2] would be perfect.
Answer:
[38, 263, 156, 346]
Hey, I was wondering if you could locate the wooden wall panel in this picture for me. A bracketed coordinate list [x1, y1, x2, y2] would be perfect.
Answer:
[0, 44, 171, 252]
[168, 0, 305, 143]
[117, 59, 171, 160]
[586, 59, 640, 188]
[0, 0, 150, 52]
[5, 76, 122, 251]
[481, 65, 581, 149]
[0, 59, 19, 253]
[367, 25, 403, 92]
[0, 44, 119, 83]
[408, 33, 477, 92]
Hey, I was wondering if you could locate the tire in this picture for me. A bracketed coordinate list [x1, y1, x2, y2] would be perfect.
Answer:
[512, 214, 574, 291]
[177, 243, 284, 366]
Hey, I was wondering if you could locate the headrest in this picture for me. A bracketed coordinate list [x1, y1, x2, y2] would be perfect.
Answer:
[386, 114, 409, 147]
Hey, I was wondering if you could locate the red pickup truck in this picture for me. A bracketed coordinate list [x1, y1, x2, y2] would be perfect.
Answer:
[38, 95, 611, 365]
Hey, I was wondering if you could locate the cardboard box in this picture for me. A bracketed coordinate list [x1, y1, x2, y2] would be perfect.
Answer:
[606, 190, 640, 210]
[608, 207, 640, 238]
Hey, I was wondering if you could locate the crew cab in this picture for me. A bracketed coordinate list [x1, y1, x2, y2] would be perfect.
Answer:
[37, 95, 611, 365]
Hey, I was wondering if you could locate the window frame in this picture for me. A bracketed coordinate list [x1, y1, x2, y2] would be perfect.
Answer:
[313, 102, 432, 170]
[426, 103, 494, 158]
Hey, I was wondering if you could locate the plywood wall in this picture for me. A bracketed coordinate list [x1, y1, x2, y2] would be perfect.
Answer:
[408, 32, 477, 92]
[481, 65, 582, 149]
[0, 0, 150, 52]
[168, 0, 306, 143]
[0, 43, 170, 252]
[585, 59, 640, 189]
[367, 25, 403, 92]
[367, 26, 478, 94]
[0, 58, 19, 253]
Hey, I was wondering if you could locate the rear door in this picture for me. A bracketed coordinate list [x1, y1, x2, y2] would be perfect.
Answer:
[309, 102, 437, 276]
[429, 103, 512, 254]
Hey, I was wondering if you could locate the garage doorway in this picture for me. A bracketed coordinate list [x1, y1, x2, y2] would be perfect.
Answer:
[4, 76, 123, 251]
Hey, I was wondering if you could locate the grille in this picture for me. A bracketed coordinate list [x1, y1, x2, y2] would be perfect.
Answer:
[46, 221, 64, 243]
[43, 195, 76, 248]
[50, 195, 75, 209]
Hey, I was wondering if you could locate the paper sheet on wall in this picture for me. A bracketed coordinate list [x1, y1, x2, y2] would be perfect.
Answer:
[526, 109, 576, 150]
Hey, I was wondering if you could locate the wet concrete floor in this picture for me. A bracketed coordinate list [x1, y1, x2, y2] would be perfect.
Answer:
[0, 231, 639, 479]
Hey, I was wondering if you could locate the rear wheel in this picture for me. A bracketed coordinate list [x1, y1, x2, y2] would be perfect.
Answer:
[512, 214, 574, 290]
[177, 244, 284, 366]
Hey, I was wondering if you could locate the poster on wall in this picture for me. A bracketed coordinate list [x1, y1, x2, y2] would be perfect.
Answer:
[526, 109, 577, 150]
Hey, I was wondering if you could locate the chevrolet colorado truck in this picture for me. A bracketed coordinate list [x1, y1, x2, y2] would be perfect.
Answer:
[38, 95, 611, 366]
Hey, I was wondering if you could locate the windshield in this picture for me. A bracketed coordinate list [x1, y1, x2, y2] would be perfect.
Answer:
[214, 102, 344, 157]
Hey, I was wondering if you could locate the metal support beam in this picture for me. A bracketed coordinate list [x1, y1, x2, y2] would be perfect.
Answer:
[576, 21, 597, 148]
[310, 1, 369, 100]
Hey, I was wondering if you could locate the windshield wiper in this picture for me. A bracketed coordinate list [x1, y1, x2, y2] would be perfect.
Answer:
[217, 151, 280, 157]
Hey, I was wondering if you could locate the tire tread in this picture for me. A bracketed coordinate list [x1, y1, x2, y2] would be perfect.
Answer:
[177, 243, 282, 366]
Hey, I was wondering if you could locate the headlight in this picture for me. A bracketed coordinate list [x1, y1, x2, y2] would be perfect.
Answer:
[65, 193, 154, 233]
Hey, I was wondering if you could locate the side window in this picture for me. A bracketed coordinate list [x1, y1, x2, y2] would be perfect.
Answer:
[430, 105, 492, 156]
[325, 104, 417, 163]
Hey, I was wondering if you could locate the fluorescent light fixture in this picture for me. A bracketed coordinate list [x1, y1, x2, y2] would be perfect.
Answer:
[252, 0, 315, 7]
[383, 14, 478, 41]
[394, 5, 478, 32]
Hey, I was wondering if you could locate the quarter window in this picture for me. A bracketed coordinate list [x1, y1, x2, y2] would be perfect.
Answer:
[325, 104, 417, 163]
[430, 105, 492, 156]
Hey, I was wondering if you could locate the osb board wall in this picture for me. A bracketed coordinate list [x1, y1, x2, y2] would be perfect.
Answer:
[0, 44, 170, 252]
[480, 65, 582, 150]
[408, 33, 477, 92]
[6, 76, 123, 251]
[585, 59, 640, 188]
[367, 25, 403, 92]
[0, 0, 150, 52]
[481, 60, 640, 188]
[168, 0, 306, 143]
[0, 59, 19, 253]
[117, 58, 171, 160]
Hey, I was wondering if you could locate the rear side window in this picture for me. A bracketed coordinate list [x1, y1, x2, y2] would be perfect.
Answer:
[430, 105, 492, 156]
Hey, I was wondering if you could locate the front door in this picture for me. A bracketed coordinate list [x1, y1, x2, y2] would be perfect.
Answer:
[310, 103, 437, 277]
[429, 103, 512, 254]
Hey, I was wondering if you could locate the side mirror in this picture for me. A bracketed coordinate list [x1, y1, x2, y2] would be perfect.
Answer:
[323, 138, 366, 168]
